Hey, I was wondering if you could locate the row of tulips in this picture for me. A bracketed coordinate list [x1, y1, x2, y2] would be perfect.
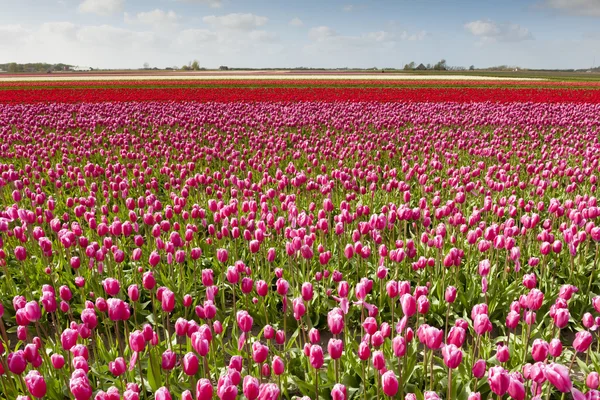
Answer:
[1, 100, 600, 400]
[2, 86, 600, 103]
[2, 79, 600, 89]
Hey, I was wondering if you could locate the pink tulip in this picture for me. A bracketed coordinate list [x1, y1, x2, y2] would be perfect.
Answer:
[243, 376, 259, 400]
[573, 331, 593, 353]
[372, 350, 386, 370]
[24, 370, 47, 398]
[194, 379, 212, 400]
[381, 370, 399, 397]
[358, 341, 371, 361]
[508, 376, 525, 400]
[442, 344, 463, 369]
[473, 314, 492, 335]
[61, 328, 78, 351]
[51, 354, 65, 369]
[102, 278, 120, 296]
[549, 338, 563, 358]
[155, 387, 172, 400]
[272, 356, 285, 376]
[588, 372, 600, 390]
[181, 390, 193, 400]
[531, 339, 549, 362]
[237, 310, 253, 332]
[161, 350, 176, 370]
[108, 357, 126, 376]
[495, 344, 510, 363]
[25, 301, 41, 322]
[472, 359, 486, 378]
[522, 273, 536, 289]
[400, 294, 416, 317]
[70, 369, 93, 400]
[422, 325, 443, 350]
[446, 326, 466, 347]
[328, 338, 343, 360]
[252, 342, 269, 364]
[331, 384, 347, 400]
[183, 353, 199, 376]
[309, 345, 324, 369]
[392, 335, 407, 357]
[444, 286, 457, 303]
[257, 383, 280, 400]
[328, 308, 344, 335]
[544, 363, 572, 392]
[488, 366, 510, 396]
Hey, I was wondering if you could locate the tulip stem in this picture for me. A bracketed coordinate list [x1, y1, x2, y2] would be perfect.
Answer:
[278, 374, 282, 396]
[0, 319, 9, 348]
[423, 344, 428, 387]
[522, 321, 531, 364]
[399, 355, 404, 400]
[0, 375, 9, 399]
[315, 367, 319, 400]
[445, 302, 450, 337]
[376, 369, 380, 400]
[447, 368, 452, 400]
[587, 243, 599, 293]
[165, 314, 171, 350]
[115, 320, 124, 356]
[430, 349, 434, 391]
[137, 352, 145, 397]
[362, 361, 367, 400]
[390, 298, 395, 337]
[568, 352, 577, 375]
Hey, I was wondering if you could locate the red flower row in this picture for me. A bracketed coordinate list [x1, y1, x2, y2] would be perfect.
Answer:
[2, 87, 600, 103]
[1, 79, 600, 88]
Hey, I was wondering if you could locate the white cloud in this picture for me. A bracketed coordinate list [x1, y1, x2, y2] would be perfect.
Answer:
[76, 25, 157, 49]
[543, 0, 600, 16]
[400, 30, 427, 41]
[203, 13, 268, 31]
[124, 9, 180, 29]
[309, 26, 337, 41]
[289, 17, 304, 27]
[0, 24, 31, 47]
[308, 25, 425, 45]
[464, 19, 533, 42]
[177, 0, 223, 8]
[78, 0, 124, 16]
[343, 5, 355, 12]
[176, 28, 218, 46]
[248, 30, 278, 42]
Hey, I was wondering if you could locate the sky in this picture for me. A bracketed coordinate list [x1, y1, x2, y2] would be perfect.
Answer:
[0, 0, 599, 70]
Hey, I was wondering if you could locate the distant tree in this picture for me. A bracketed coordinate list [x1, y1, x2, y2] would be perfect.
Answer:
[404, 61, 416, 70]
[469, 65, 475, 71]
[433, 59, 447, 70]
[143, 62, 150, 69]
[219, 65, 229, 70]
[426, 63, 432, 70]
[181, 65, 190, 71]
[191, 60, 200, 71]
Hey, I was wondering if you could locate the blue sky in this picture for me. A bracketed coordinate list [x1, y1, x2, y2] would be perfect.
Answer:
[0, 0, 599, 69]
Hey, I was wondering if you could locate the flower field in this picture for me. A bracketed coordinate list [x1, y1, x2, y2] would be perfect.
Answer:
[2, 79, 600, 400]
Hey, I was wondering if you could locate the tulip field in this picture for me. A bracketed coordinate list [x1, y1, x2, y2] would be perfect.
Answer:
[3, 76, 600, 400]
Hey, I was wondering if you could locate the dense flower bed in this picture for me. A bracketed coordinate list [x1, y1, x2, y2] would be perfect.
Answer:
[1, 100, 600, 400]
[1, 86, 600, 103]
[1, 79, 599, 88]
